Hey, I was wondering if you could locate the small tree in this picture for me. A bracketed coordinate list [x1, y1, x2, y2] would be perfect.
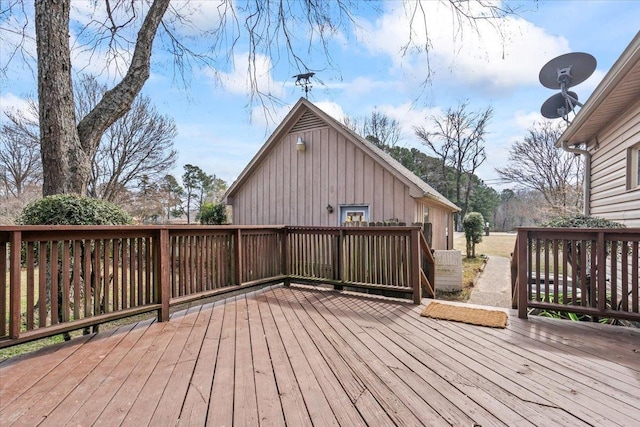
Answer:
[198, 202, 227, 225]
[463, 212, 485, 258]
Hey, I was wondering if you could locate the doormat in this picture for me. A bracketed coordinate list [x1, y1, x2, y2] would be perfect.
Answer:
[421, 302, 508, 328]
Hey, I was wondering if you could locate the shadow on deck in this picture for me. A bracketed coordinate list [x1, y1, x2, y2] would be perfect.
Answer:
[2, 284, 640, 426]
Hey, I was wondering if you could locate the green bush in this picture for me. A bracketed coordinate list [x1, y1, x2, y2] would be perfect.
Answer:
[18, 194, 133, 225]
[463, 212, 484, 258]
[198, 202, 227, 225]
[543, 214, 625, 229]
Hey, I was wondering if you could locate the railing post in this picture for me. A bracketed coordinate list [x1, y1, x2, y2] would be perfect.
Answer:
[511, 238, 518, 309]
[9, 231, 21, 339]
[411, 228, 422, 304]
[597, 230, 607, 312]
[517, 229, 528, 319]
[281, 227, 290, 286]
[335, 229, 344, 289]
[235, 228, 243, 286]
[155, 228, 170, 322]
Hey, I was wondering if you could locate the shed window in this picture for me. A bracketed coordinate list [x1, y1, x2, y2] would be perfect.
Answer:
[629, 142, 640, 190]
[339, 205, 369, 225]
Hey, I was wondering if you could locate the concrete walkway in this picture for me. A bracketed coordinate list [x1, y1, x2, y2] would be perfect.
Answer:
[467, 255, 512, 308]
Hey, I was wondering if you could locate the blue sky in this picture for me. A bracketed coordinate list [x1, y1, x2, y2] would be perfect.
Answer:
[1, 1, 639, 190]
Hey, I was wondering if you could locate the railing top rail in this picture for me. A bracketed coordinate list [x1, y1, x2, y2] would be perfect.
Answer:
[0, 224, 288, 232]
[0, 225, 290, 243]
[286, 225, 422, 231]
[515, 227, 640, 233]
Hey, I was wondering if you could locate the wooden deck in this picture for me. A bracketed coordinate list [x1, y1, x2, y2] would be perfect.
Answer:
[1, 284, 640, 426]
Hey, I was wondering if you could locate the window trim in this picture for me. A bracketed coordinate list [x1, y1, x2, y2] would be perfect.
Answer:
[339, 204, 369, 225]
[628, 142, 640, 190]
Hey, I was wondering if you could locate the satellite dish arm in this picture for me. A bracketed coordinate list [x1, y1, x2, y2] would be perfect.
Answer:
[561, 85, 583, 108]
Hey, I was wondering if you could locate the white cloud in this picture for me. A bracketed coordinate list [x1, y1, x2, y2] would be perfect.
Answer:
[212, 53, 284, 99]
[513, 110, 546, 131]
[356, 2, 571, 92]
[0, 93, 35, 118]
[345, 77, 392, 96]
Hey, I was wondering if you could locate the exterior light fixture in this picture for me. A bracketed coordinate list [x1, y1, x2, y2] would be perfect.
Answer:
[326, 204, 334, 213]
[296, 136, 306, 152]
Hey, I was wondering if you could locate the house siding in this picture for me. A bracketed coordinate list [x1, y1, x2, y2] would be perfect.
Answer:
[590, 98, 640, 226]
[418, 202, 451, 251]
[233, 126, 419, 225]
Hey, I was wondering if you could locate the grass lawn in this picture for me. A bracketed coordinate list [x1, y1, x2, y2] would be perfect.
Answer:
[453, 231, 517, 258]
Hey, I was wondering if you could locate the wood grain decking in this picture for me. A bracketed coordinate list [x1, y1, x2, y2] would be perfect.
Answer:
[2, 284, 640, 426]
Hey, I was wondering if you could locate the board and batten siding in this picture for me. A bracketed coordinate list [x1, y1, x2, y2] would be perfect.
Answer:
[589, 97, 640, 226]
[418, 201, 452, 251]
[232, 126, 418, 226]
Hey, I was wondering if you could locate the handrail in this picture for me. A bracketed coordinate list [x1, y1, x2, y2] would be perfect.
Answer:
[0, 224, 428, 348]
[512, 227, 640, 322]
[419, 231, 435, 298]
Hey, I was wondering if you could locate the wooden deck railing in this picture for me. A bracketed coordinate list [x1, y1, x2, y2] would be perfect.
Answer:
[511, 227, 640, 322]
[1, 225, 433, 348]
[286, 226, 434, 303]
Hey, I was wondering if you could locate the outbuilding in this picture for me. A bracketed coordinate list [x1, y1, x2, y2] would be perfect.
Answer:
[225, 98, 460, 250]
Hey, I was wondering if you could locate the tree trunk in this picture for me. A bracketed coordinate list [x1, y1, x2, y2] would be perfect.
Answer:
[36, 0, 83, 196]
[35, 0, 170, 196]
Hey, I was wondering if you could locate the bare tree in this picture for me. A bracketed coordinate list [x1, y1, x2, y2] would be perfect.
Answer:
[0, 104, 42, 197]
[496, 121, 584, 216]
[363, 110, 402, 149]
[129, 175, 164, 223]
[415, 102, 493, 229]
[81, 89, 178, 202]
[1, 0, 515, 197]
[492, 188, 548, 231]
[1, 75, 177, 204]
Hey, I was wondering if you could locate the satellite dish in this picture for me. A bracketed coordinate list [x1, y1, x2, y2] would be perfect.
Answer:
[541, 91, 578, 119]
[538, 52, 595, 123]
[539, 52, 596, 90]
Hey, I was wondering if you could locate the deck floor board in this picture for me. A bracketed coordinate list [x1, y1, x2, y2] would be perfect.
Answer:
[2, 284, 640, 426]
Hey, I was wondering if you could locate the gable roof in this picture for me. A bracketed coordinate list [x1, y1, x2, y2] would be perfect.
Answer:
[225, 98, 460, 212]
[557, 32, 640, 146]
